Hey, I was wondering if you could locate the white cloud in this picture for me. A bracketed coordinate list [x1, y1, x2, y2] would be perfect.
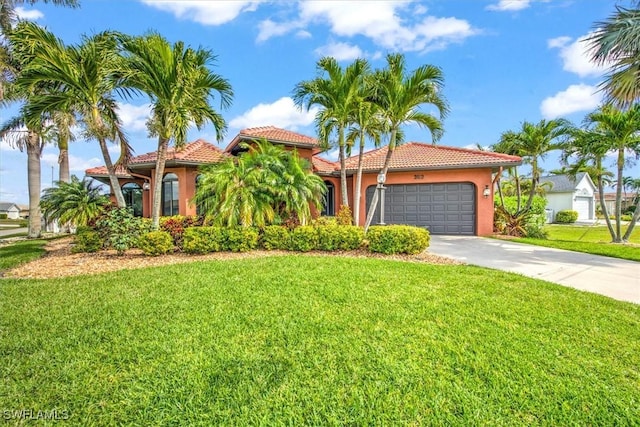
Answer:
[229, 97, 318, 130]
[314, 42, 364, 61]
[486, 0, 532, 11]
[15, 7, 44, 20]
[41, 153, 103, 172]
[259, 2, 478, 52]
[141, 0, 261, 26]
[540, 84, 602, 119]
[117, 102, 152, 132]
[548, 32, 608, 78]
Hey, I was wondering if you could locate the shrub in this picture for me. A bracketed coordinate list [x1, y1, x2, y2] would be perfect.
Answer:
[494, 196, 547, 237]
[226, 228, 259, 252]
[19, 220, 28, 227]
[621, 214, 633, 222]
[0, 213, 7, 220]
[72, 228, 103, 253]
[183, 227, 226, 254]
[160, 215, 203, 249]
[137, 231, 174, 256]
[336, 205, 353, 226]
[367, 225, 430, 255]
[316, 225, 364, 251]
[555, 210, 579, 224]
[94, 207, 152, 255]
[261, 226, 290, 250]
[312, 216, 338, 227]
[289, 226, 318, 252]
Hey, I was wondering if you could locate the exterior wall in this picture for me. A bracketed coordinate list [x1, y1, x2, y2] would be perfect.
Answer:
[356, 168, 496, 236]
[545, 193, 573, 218]
[3, 206, 20, 219]
[146, 166, 200, 217]
[546, 176, 596, 221]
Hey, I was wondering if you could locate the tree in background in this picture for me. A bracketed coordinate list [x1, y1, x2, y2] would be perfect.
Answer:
[119, 33, 232, 229]
[293, 57, 369, 209]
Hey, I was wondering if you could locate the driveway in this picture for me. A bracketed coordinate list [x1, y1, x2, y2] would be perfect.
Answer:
[428, 235, 640, 305]
[0, 227, 27, 237]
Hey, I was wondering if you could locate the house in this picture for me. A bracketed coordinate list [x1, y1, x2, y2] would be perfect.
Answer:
[599, 192, 636, 214]
[540, 173, 596, 222]
[0, 202, 21, 219]
[86, 126, 522, 236]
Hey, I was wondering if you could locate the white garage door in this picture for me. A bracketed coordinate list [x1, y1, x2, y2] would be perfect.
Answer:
[574, 196, 592, 220]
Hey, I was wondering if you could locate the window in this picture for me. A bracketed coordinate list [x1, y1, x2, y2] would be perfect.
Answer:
[162, 173, 179, 216]
[321, 181, 335, 216]
[122, 182, 143, 217]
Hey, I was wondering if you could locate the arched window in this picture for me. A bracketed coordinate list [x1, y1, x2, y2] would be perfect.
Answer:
[122, 182, 143, 217]
[322, 181, 335, 216]
[162, 173, 179, 216]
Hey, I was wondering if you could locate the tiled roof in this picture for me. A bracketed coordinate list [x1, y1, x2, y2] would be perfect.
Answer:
[342, 142, 521, 171]
[312, 156, 338, 174]
[85, 164, 131, 178]
[129, 139, 226, 165]
[226, 126, 319, 152]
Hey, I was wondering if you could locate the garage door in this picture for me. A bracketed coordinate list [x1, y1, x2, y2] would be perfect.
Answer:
[574, 196, 593, 220]
[365, 183, 476, 235]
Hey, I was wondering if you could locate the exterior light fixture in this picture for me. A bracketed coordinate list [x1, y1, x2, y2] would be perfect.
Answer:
[483, 184, 491, 198]
[142, 182, 151, 191]
[377, 173, 386, 185]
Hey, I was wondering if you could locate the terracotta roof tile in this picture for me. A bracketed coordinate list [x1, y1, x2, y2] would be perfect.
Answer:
[239, 126, 318, 146]
[85, 165, 131, 178]
[312, 156, 338, 174]
[130, 139, 226, 165]
[343, 142, 521, 171]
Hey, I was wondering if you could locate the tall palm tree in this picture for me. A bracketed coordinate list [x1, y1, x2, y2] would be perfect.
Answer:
[293, 57, 369, 208]
[346, 98, 385, 225]
[11, 22, 131, 207]
[40, 175, 109, 227]
[583, 105, 640, 241]
[119, 33, 233, 229]
[49, 109, 75, 183]
[363, 53, 449, 230]
[588, 4, 640, 108]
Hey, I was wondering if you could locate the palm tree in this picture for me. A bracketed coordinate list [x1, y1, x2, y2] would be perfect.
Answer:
[293, 57, 369, 209]
[588, 4, 640, 108]
[363, 53, 449, 230]
[119, 33, 233, 229]
[11, 22, 131, 207]
[40, 175, 109, 227]
[583, 105, 640, 241]
[194, 139, 326, 227]
[346, 98, 385, 225]
[0, 115, 46, 237]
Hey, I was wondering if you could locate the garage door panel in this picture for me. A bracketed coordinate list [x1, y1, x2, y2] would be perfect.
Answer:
[366, 182, 476, 235]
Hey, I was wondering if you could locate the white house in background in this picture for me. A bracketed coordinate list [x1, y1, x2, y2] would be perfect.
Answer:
[541, 173, 596, 222]
[0, 202, 20, 219]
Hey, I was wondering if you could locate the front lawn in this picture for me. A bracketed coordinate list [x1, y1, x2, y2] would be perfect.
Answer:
[1, 256, 639, 425]
[513, 224, 640, 261]
[0, 239, 47, 272]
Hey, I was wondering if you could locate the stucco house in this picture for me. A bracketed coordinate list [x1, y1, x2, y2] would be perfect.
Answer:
[540, 173, 596, 222]
[0, 202, 21, 219]
[86, 126, 521, 236]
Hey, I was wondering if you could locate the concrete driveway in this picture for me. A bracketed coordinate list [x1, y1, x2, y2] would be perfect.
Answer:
[428, 235, 640, 305]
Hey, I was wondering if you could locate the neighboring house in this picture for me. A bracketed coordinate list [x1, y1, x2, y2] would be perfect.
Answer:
[86, 126, 521, 236]
[0, 202, 21, 219]
[599, 192, 636, 214]
[17, 205, 29, 219]
[541, 173, 596, 222]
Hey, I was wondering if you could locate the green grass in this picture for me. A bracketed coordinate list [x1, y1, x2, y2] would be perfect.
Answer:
[0, 239, 47, 272]
[513, 225, 640, 262]
[2, 256, 639, 425]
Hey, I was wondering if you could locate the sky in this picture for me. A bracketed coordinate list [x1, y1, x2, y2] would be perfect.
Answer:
[0, 0, 630, 205]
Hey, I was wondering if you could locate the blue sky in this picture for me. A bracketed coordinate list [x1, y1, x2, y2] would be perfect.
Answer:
[0, 0, 624, 204]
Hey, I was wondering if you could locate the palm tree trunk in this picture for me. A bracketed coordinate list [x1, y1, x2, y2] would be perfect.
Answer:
[338, 128, 348, 208]
[26, 131, 42, 238]
[622, 196, 640, 241]
[364, 130, 396, 231]
[524, 158, 537, 212]
[151, 137, 169, 229]
[614, 148, 624, 242]
[97, 136, 126, 208]
[353, 132, 365, 226]
[58, 135, 70, 183]
[597, 168, 616, 242]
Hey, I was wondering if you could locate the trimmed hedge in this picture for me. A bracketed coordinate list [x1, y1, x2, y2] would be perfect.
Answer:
[367, 225, 430, 255]
[261, 226, 290, 250]
[137, 231, 174, 256]
[290, 226, 318, 252]
[259, 225, 364, 252]
[72, 228, 103, 253]
[315, 225, 363, 251]
[183, 227, 258, 254]
[555, 210, 579, 224]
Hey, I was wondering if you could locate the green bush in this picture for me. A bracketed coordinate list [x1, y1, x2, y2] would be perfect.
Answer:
[495, 196, 548, 237]
[19, 220, 28, 227]
[226, 228, 259, 252]
[72, 228, 103, 253]
[316, 225, 364, 251]
[312, 216, 338, 227]
[0, 213, 7, 219]
[137, 231, 174, 256]
[261, 226, 290, 250]
[289, 226, 318, 252]
[555, 210, 579, 224]
[159, 215, 203, 249]
[367, 225, 430, 255]
[183, 227, 226, 254]
[94, 207, 152, 255]
[621, 214, 633, 222]
[336, 205, 353, 226]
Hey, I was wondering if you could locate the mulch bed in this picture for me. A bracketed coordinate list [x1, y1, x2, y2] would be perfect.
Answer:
[3, 237, 460, 279]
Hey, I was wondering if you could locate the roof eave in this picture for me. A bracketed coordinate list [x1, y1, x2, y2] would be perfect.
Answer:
[345, 161, 522, 174]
